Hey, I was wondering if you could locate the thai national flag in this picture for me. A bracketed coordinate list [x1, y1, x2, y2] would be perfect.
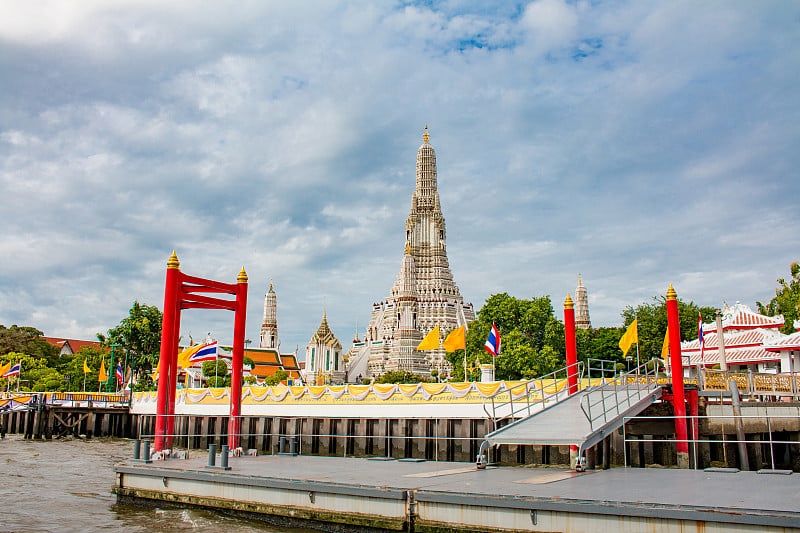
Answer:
[698, 316, 705, 365]
[116, 363, 124, 383]
[484, 323, 501, 357]
[188, 342, 219, 363]
[3, 362, 20, 377]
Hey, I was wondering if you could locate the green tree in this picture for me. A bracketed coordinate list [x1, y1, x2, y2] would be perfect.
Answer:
[99, 301, 163, 373]
[202, 360, 228, 387]
[263, 368, 288, 386]
[446, 293, 567, 381]
[60, 346, 110, 392]
[757, 261, 799, 334]
[621, 297, 718, 364]
[0, 325, 58, 364]
[373, 370, 432, 384]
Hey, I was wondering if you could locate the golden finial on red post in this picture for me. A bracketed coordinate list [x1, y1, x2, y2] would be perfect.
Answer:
[167, 250, 180, 270]
[237, 266, 248, 284]
[666, 284, 677, 301]
[564, 293, 574, 309]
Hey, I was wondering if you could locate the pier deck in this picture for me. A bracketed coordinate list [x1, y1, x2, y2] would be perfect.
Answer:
[114, 454, 800, 532]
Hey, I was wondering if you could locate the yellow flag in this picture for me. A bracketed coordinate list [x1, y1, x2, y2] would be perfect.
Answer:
[177, 345, 202, 369]
[661, 328, 670, 359]
[619, 318, 638, 356]
[417, 326, 440, 351]
[98, 360, 107, 382]
[83, 359, 91, 374]
[441, 325, 466, 352]
[152, 358, 162, 381]
[0, 361, 11, 376]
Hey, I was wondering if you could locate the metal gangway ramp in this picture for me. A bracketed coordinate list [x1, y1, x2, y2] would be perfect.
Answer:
[477, 359, 664, 470]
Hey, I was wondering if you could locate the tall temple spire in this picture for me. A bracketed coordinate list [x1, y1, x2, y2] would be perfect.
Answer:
[260, 280, 278, 348]
[575, 275, 591, 330]
[360, 128, 475, 378]
[414, 125, 439, 207]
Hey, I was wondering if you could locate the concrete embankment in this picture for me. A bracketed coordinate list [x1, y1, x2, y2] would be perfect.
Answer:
[114, 453, 800, 532]
[5, 399, 800, 471]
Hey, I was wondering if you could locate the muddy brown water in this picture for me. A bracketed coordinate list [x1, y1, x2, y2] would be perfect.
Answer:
[0, 435, 317, 532]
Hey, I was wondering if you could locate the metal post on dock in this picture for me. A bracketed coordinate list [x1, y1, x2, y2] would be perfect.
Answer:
[729, 379, 750, 471]
[208, 443, 216, 467]
[133, 439, 141, 460]
[142, 440, 152, 464]
[220, 445, 229, 469]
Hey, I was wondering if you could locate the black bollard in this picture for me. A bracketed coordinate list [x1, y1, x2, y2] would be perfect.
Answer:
[289, 436, 297, 456]
[220, 445, 229, 469]
[279, 436, 286, 454]
[208, 443, 216, 467]
[142, 440, 152, 464]
[133, 439, 141, 460]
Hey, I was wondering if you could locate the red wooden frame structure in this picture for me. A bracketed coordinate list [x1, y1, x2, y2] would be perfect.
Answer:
[153, 251, 248, 452]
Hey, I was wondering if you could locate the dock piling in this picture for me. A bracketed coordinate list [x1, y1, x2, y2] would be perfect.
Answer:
[208, 444, 216, 467]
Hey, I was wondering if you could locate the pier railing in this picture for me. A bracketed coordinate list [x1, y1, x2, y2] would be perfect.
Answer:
[622, 413, 800, 471]
[133, 413, 492, 462]
[580, 358, 663, 431]
[481, 361, 585, 431]
[0, 391, 130, 410]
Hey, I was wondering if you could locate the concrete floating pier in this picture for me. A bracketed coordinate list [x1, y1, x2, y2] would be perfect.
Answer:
[114, 454, 800, 532]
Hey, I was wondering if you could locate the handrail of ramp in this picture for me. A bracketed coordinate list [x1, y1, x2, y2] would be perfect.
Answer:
[482, 361, 585, 432]
[579, 358, 663, 431]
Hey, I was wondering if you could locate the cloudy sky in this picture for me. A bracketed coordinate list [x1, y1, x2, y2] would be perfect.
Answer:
[1, 1, 798, 355]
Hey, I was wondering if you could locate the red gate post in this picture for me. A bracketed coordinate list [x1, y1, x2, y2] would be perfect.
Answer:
[666, 284, 689, 468]
[563, 294, 579, 395]
[154, 252, 181, 452]
[165, 299, 182, 449]
[228, 267, 248, 449]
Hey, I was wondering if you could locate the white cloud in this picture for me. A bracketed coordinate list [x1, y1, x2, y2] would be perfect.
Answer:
[0, 1, 798, 352]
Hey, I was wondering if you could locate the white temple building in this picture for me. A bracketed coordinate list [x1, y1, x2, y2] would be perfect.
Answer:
[303, 310, 345, 385]
[346, 127, 475, 380]
[680, 303, 799, 374]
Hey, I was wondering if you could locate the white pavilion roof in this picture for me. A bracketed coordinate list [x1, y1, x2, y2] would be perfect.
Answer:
[681, 327, 785, 367]
[701, 302, 784, 333]
[764, 331, 800, 352]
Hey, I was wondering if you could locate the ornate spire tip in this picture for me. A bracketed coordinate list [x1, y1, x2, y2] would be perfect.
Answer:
[666, 284, 677, 301]
[423, 125, 429, 144]
[564, 293, 574, 309]
[167, 250, 180, 270]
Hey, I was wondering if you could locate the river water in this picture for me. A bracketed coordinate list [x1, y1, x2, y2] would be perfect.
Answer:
[0, 435, 316, 533]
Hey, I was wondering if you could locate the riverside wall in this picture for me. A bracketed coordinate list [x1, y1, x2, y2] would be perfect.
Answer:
[4, 399, 800, 471]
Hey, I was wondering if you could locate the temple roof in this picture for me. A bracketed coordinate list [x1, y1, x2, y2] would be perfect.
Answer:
[764, 331, 800, 351]
[310, 311, 342, 349]
[702, 303, 784, 333]
[681, 326, 788, 366]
